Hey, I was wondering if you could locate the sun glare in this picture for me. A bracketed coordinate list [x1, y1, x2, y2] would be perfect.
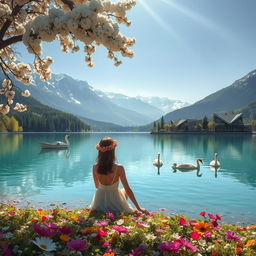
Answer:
[138, 0, 181, 40]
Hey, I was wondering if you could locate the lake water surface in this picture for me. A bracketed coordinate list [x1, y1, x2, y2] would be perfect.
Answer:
[0, 133, 256, 223]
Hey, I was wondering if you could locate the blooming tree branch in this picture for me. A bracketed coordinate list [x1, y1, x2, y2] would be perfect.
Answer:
[0, 0, 136, 114]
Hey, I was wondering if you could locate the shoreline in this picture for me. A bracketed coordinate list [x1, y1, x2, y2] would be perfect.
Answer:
[151, 131, 255, 135]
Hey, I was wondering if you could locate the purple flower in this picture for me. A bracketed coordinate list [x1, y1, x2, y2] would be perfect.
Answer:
[106, 212, 115, 220]
[45, 223, 59, 229]
[1, 244, 12, 256]
[158, 241, 181, 253]
[101, 241, 110, 248]
[225, 231, 241, 241]
[112, 225, 129, 233]
[179, 238, 198, 251]
[97, 220, 109, 226]
[67, 239, 87, 251]
[33, 224, 56, 237]
[129, 243, 147, 256]
[59, 226, 73, 234]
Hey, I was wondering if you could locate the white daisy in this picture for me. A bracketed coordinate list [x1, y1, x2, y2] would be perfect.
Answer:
[32, 237, 56, 252]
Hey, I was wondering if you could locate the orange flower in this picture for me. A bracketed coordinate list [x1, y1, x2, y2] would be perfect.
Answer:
[81, 227, 96, 235]
[236, 241, 244, 247]
[246, 240, 255, 248]
[236, 247, 243, 254]
[60, 234, 70, 242]
[103, 253, 115, 256]
[247, 225, 255, 230]
[37, 210, 45, 217]
[193, 222, 212, 234]
[71, 215, 78, 221]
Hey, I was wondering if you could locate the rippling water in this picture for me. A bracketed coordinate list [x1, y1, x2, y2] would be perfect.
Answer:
[0, 133, 256, 223]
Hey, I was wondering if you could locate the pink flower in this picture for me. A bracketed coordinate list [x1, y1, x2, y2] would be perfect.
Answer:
[101, 241, 110, 248]
[138, 221, 149, 228]
[190, 232, 201, 240]
[112, 225, 129, 233]
[60, 226, 73, 234]
[97, 229, 108, 236]
[67, 239, 87, 251]
[179, 217, 187, 226]
[155, 228, 164, 233]
[129, 243, 147, 256]
[179, 238, 198, 251]
[189, 220, 196, 226]
[8, 212, 15, 216]
[204, 232, 212, 238]
[208, 213, 215, 219]
[159, 208, 166, 211]
[106, 212, 115, 220]
[225, 231, 241, 241]
[33, 224, 56, 237]
[158, 241, 181, 253]
[97, 220, 109, 226]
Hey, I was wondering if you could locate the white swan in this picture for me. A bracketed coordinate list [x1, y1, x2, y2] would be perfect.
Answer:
[40, 135, 70, 149]
[153, 153, 163, 167]
[209, 153, 220, 167]
[172, 159, 203, 170]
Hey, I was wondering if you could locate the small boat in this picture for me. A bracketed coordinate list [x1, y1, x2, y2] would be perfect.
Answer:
[40, 135, 70, 149]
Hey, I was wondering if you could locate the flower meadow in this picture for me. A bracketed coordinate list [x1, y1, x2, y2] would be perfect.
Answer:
[0, 203, 255, 256]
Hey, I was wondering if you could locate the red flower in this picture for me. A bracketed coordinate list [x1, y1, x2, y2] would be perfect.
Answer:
[212, 252, 217, 256]
[199, 211, 206, 217]
[215, 214, 222, 220]
[236, 247, 243, 254]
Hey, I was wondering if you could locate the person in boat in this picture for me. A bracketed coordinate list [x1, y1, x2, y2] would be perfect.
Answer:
[89, 137, 149, 215]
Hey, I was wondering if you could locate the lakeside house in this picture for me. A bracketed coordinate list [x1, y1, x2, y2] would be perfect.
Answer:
[213, 113, 252, 132]
[170, 119, 202, 132]
[152, 112, 252, 133]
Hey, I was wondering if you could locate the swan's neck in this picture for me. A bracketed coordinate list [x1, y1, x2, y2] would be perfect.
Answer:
[215, 155, 217, 164]
[65, 137, 69, 145]
[196, 160, 200, 168]
[157, 154, 160, 162]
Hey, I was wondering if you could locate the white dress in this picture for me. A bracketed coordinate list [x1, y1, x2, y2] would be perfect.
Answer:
[90, 171, 133, 214]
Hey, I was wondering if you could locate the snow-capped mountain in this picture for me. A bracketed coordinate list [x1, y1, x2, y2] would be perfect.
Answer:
[13, 72, 189, 126]
[136, 96, 190, 114]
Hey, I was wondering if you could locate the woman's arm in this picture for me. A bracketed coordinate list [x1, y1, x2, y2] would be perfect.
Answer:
[92, 165, 100, 189]
[119, 165, 148, 214]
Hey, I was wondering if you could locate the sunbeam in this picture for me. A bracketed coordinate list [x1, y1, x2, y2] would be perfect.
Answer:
[159, 0, 234, 40]
[138, 0, 181, 40]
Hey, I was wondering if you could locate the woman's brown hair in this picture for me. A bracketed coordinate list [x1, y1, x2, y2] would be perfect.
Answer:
[96, 137, 116, 175]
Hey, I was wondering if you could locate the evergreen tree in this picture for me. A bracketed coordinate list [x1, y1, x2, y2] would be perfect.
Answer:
[8, 117, 19, 132]
[160, 116, 165, 129]
[202, 116, 209, 130]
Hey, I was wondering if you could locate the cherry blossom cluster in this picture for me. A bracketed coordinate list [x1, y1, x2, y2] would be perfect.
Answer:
[0, 0, 135, 114]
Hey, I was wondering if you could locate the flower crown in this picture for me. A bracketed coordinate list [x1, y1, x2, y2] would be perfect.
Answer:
[96, 140, 117, 152]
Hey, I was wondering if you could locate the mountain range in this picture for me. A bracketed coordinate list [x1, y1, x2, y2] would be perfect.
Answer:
[162, 69, 256, 123]
[14, 73, 188, 126]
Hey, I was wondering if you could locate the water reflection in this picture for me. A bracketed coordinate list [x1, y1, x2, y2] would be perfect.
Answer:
[39, 148, 70, 159]
[210, 166, 220, 178]
[172, 168, 202, 177]
[0, 134, 23, 155]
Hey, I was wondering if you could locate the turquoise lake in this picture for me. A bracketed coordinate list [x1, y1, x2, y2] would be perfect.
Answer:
[0, 133, 256, 223]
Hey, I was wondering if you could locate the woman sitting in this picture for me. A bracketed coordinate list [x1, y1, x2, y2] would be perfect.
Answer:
[89, 137, 148, 215]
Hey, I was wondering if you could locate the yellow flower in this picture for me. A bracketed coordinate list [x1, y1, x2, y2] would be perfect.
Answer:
[246, 240, 255, 248]
[60, 235, 70, 242]
[71, 215, 78, 221]
[193, 222, 212, 234]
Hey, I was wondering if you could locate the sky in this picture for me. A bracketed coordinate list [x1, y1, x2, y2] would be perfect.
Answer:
[17, 0, 256, 103]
